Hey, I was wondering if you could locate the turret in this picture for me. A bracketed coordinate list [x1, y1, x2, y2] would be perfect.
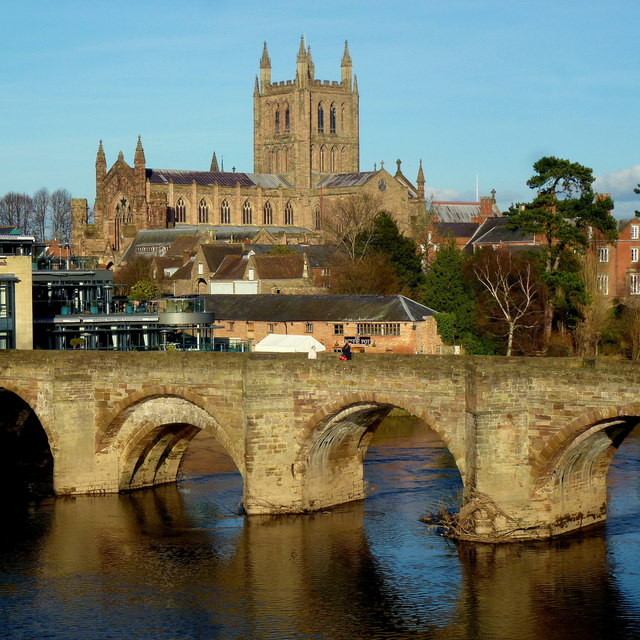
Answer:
[134, 136, 146, 186]
[259, 41, 271, 90]
[417, 159, 425, 200]
[296, 35, 310, 87]
[96, 140, 106, 190]
[341, 40, 352, 89]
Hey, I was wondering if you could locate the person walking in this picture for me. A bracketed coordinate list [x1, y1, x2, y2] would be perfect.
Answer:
[340, 341, 352, 361]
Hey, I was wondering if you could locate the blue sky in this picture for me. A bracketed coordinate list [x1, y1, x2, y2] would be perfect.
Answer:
[1, 0, 639, 217]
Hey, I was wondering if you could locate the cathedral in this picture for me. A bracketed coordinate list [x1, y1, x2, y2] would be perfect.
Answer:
[71, 38, 427, 266]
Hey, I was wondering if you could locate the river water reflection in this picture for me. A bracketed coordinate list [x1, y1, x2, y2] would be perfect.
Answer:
[2, 417, 640, 639]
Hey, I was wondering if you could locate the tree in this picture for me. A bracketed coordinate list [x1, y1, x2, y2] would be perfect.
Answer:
[505, 156, 617, 345]
[327, 252, 402, 294]
[635, 183, 640, 215]
[0, 192, 35, 235]
[50, 188, 71, 242]
[367, 212, 425, 297]
[129, 278, 160, 301]
[266, 245, 296, 255]
[32, 188, 50, 242]
[321, 193, 382, 264]
[423, 239, 477, 345]
[573, 251, 611, 357]
[472, 248, 542, 356]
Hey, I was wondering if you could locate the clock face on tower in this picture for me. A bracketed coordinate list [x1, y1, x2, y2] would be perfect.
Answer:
[378, 179, 387, 192]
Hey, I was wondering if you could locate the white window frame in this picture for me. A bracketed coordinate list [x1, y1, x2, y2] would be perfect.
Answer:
[632, 248, 639, 263]
[631, 274, 640, 295]
[632, 225, 639, 240]
[596, 274, 609, 296]
[598, 247, 609, 263]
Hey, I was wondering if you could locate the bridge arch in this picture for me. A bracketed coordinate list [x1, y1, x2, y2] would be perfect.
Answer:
[0, 382, 57, 450]
[531, 403, 640, 491]
[0, 383, 56, 500]
[292, 392, 465, 512]
[111, 395, 243, 492]
[529, 404, 640, 530]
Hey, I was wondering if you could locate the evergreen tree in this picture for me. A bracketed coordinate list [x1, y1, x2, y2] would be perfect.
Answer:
[423, 239, 477, 345]
[367, 212, 425, 296]
[505, 156, 617, 344]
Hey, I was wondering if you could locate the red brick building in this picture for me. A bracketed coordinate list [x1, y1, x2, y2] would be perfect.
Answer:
[204, 294, 443, 354]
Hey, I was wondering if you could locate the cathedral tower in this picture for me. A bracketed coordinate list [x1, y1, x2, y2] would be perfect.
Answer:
[253, 38, 359, 189]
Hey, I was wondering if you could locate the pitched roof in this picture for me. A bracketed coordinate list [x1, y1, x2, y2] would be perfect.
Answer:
[471, 217, 535, 244]
[166, 235, 200, 256]
[434, 222, 480, 239]
[431, 201, 500, 223]
[253, 254, 304, 279]
[146, 169, 293, 189]
[315, 172, 376, 188]
[212, 256, 248, 280]
[200, 244, 244, 272]
[202, 294, 436, 322]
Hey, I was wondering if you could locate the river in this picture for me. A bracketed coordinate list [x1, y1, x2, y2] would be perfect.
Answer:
[1, 415, 640, 639]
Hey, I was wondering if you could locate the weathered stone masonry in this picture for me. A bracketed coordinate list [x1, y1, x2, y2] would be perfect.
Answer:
[2, 350, 639, 541]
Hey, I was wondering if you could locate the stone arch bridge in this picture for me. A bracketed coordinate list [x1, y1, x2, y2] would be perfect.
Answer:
[2, 350, 639, 541]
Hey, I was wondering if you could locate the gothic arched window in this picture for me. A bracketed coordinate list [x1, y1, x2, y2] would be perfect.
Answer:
[242, 201, 253, 225]
[175, 197, 186, 223]
[319, 146, 326, 172]
[330, 146, 337, 172]
[284, 201, 294, 226]
[220, 199, 231, 224]
[317, 103, 324, 133]
[263, 201, 273, 225]
[330, 104, 336, 134]
[275, 107, 280, 134]
[198, 198, 209, 224]
[314, 206, 321, 230]
[285, 106, 290, 134]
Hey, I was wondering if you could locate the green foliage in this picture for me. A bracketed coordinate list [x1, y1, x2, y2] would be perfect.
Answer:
[266, 245, 296, 255]
[424, 240, 477, 343]
[129, 278, 160, 301]
[635, 183, 640, 215]
[366, 212, 426, 296]
[505, 156, 617, 260]
[505, 156, 617, 344]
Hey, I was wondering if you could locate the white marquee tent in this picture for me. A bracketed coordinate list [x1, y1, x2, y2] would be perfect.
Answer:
[254, 334, 326, 353]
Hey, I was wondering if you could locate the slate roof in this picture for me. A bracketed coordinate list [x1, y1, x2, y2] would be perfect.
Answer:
[434, 222, 480, 239]
[202, 294, 436, 322]
[471, 217, 535, 244]
[431, 201, 501, 223]
[241, 244, 339, 267]
[315, 172, 376, 188]
[146, 169, 293, 189]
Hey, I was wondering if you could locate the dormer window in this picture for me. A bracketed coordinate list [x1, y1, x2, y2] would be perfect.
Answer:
[632, 225, 639, 240]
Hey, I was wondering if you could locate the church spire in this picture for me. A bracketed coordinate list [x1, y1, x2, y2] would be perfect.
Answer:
[134, 135, 146, 189]
[341, 40, 353, 90]
[134, 135, 145, 167]
[96, 140, 106, 186]
[260, 40, 271, 68]
[296, 35, 310, 87]
[297, 35, 306, 61]
[259, 41, 271, 89]
[210, 151, 220, 172]
[417, 159, 425, 200]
